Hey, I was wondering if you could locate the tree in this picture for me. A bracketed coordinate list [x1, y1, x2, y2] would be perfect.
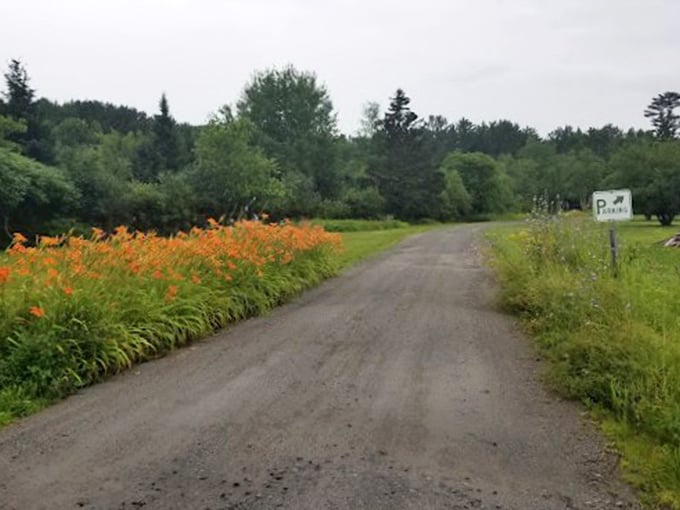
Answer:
[191, 116, 279, 219]
[2, 59, 51, 161]
[608, 141, 680, 225]
[0, 113, 26, 151]
[454, 117, 476, 152]
[358, 102, 381, 138]
[472, 120, 529, 157]
[439, 161, 472, 220]
[442, 152, 513, 215]
[562, 149, 605, 209]
[3, 59, 34, 121]
[369, 89, 444, 220]
[644, 91, 680, 140]
[0, 148, 79, 240]
[237, 66, 339, 198]
[151, 93, 181, 173]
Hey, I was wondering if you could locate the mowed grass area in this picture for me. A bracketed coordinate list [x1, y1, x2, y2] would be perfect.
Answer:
[0, 220, 434, 427]
[310, 218, 410, 232]
[337, 225, 442, 269]
[487, 214, 680, 508]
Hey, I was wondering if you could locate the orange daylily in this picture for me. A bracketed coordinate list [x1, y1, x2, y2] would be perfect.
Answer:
[29, 306, 45, 318]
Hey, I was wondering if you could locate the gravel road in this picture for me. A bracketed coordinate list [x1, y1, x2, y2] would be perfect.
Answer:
[0, 225, 639, 510]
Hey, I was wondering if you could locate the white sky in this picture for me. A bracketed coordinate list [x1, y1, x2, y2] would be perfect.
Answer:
[1, 0, 678, 135]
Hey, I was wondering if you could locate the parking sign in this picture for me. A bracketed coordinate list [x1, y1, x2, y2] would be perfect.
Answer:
[592, 189, 633, 222]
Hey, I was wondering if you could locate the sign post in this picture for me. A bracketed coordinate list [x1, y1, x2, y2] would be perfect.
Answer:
[592, 189, 633, 277]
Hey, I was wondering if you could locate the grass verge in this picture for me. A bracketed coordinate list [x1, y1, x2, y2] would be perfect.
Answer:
[486, 212, 680, 509]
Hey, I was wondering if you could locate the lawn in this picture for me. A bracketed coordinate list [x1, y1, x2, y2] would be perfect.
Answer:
[337, 224, 441, 269]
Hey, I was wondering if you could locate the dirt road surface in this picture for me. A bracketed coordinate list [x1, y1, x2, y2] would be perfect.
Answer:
[0, 225, 638, 510]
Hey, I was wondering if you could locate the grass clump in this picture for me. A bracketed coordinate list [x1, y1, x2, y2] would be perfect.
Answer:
[0, 220, 341, 424]
[487, 204, 680, 508]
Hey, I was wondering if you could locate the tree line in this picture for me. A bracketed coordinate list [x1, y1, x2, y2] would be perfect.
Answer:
[1, 59, 679, 243]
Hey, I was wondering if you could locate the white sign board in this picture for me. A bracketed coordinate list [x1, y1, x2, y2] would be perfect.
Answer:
[592, 189, 633, 222]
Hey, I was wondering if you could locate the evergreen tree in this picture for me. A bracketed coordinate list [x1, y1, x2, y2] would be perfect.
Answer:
[370, 89, 444, 219]
[644, 91, 680, 140]
[2, 59, 51, 161]
[152, 93, 181, 173]
[3, 59, 35, 120]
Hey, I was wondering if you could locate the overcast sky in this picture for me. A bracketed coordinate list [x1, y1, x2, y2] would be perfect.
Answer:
[1, 0, 678, 135]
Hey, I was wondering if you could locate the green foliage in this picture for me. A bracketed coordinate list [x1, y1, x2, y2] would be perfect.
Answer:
[3, 58, 677, 242]
[0, 148, 79, 240]
[645, 91, 680, 140]
[0, 113, 26, 151]
[441, 151, 513, 215]
[2, 59, 52, 162]
[191, 117, 279, 218]
[488, 213, 680, 508]
[237, 66, 340, 200]
[369, 89, 445, 220]
[339, 186, 386, 219]
[3, 59, 34, 122]
[151, 93, 182, 173]
[439, 165, 472, 220]
[608, 141, 680, 225]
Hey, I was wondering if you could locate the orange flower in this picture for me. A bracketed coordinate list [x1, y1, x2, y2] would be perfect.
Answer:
[63, 287, 74, 296]
[0, 267, 10, 284]
[164, 285, 178, 302]
[38, 235, 60, 247]
[29, 306, 45, 318]
[12, 232, 28, 244]
[191, 274, 202, 284]
[91, 227, 105, 240]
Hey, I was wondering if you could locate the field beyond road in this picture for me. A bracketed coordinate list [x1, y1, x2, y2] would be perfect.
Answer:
[0, 225, 638, 509]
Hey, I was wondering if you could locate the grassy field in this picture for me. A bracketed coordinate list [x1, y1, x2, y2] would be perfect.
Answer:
[0, 220, 434, 427]
[487, 213, 680, 508]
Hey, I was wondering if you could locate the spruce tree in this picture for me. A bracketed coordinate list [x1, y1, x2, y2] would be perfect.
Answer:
[152, 93, 181, 173]
[2, 59, 52, 162]
[3, 59, 35, 121]
[370, 89, 444, 219]
[644, 91, 680, 140]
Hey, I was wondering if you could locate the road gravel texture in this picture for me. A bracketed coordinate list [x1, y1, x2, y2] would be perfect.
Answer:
[0, 225, 639, 509]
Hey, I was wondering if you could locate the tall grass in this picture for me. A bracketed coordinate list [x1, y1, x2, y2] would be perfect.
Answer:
[487, 206, 680, 508]
[0, 220, 341, 425]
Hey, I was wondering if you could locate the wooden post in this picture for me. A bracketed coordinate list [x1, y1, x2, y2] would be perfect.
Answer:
[609, 223, 619, 278]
